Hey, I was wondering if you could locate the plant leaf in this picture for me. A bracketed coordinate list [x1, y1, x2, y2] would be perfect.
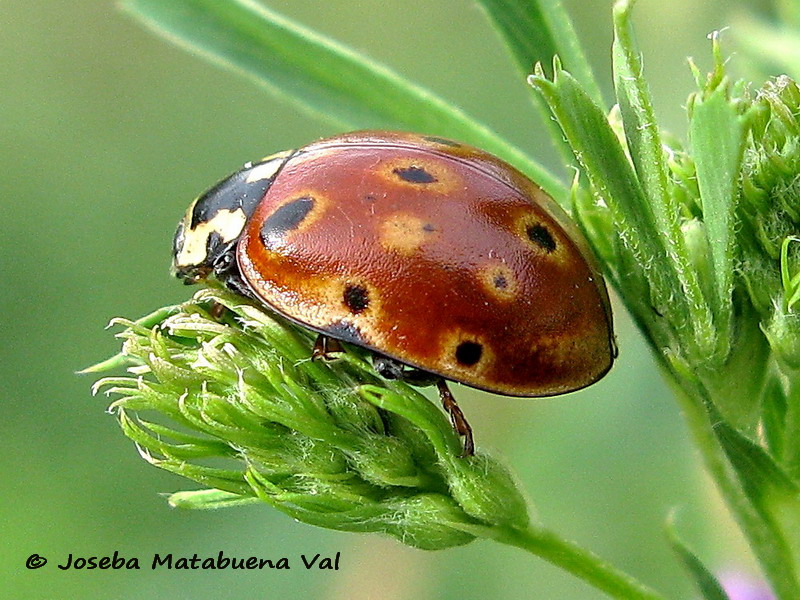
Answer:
[762, 375, 789, 459]
[665, 516, 731, 600]
[688, 39, 746, 365]
[716, 421, 799, 503]
[475, 0, 603, 105]
[528, 64, 676, 341]
[474, 0, 604, 174]
[121, 0, 566, 202]
[714, 420, 800, 597]
[612, 0, 715, 361]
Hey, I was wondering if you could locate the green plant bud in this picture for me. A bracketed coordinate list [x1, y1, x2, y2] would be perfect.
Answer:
[347, 434, 424, 488]
[740, 247, 782, 320]
[247, 478, 480, 551]
[681, 219, 714, 300]
[664, 143, 701, 220]
[90, 288, 531, 550]
[445, 454, 531, 530]
[369, 494, 479, 550]
[741, 77, 800, 242]
[356, 386, 531, 530]
[764, 304, 800, 372]
[738, 76, 800, 372]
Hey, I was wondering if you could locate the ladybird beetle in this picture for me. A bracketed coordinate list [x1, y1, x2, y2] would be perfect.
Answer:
[172, 131, 615, 455]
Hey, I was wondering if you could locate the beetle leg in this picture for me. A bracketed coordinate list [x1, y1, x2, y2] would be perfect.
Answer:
[224, 275, 257, 300]
[436, 379, 475, 457]
[372, 354, 439, 384]
[371, 354, 405, 380]
[371, 353, 475, 456]
[312, 334, 344, 361]
[209, 302, 227, 319]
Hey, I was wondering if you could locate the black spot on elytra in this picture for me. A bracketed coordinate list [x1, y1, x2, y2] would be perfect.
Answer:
[325, 320, 366, 345]
[190, 156, 288, 229]
[422, 136, 461, 147]
[394, 165, 437, 184]
[422, 223, 436, 232]
[526, 224, 556, 253]
[493, 274, 508, 289]
[260, 196, 315, 248]
[343, 284, 370, 314]
[455, 341, 482, 366]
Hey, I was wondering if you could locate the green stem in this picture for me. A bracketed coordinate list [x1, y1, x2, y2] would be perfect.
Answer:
[460, 523, 668, 600]
[785, 378, 800, 479]
[673, 378, 800, 600]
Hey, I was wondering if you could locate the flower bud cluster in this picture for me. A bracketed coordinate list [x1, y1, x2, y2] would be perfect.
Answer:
[93, 288, 529, 550]
[740, 76, 800, 371]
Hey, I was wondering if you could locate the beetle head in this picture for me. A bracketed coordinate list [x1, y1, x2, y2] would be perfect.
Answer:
[171, 153, 292, 284]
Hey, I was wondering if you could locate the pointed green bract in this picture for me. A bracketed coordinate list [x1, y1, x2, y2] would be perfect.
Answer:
[169, 489, 262, 510]
[687, 36, 746, 366]
[528, 64, 671, 345]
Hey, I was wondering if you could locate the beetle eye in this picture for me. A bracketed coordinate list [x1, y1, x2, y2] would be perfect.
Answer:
[172, 221, 186, 258]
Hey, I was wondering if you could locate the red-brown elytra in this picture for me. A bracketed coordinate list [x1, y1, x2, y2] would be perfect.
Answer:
[171, 131, 616, 456]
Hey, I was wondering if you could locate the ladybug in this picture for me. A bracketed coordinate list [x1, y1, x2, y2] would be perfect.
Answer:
[172, 131, 615, 455]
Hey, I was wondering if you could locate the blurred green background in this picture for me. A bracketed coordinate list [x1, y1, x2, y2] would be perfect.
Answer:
[2, 0, 768, 598]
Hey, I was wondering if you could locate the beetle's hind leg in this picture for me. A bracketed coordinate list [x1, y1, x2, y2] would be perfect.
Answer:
[436, 379, 475, 457]
[311, 334, 344, 361]
[371, 353, 475, 456]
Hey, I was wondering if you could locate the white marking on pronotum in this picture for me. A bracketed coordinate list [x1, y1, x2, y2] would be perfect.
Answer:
[245, 157, 285, 183]
[175, 209, 248, 268]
